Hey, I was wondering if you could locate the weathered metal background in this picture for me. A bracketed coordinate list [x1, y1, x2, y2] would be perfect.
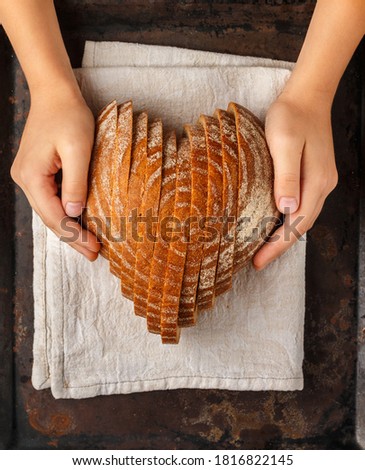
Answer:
[0, 0, 363, 449]
[0, 28, 15, 451]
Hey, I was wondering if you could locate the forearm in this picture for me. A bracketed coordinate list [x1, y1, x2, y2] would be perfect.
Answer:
[283, 0, 365, 107]
[0, 0, 80, 98]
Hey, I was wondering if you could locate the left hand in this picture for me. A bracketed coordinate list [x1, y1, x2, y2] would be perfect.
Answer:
[11, 86, 100, 261]
[253, 92, 338, 270]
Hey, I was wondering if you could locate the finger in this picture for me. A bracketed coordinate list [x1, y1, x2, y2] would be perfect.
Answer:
[253, 184, 324, 270]
[267, 131, 305, 215]
[18, 181, 94, 258]
[57, 217, 100, 261]
[27, 175, 100, 260]
[253, 202, 323, 270]
[59, 142, 92, 217]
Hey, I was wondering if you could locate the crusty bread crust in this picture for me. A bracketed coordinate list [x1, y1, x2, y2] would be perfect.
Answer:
[227, 102, 278, 273]
[133, 119, 163, 318]
[160, 138, 191, 344]
[213, 109, 238, 296]
[109, 101, 133, 276]
[84, 100, 117, 259]
[120, 112, 148, 300]
[178, 124, 207, 327]
[196, 115, 223, 311]
[146, 130, 178, 333]
[84, 101, 277, 344]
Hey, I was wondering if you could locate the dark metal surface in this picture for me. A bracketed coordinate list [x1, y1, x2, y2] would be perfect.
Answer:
[0, 30, 15, 450]
[0, 0, 363, 449]
[356, 43, 365, 449]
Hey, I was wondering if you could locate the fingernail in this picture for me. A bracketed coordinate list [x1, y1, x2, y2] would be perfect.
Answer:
[279, 197, 298, 214]
[65, 202, 83, 217]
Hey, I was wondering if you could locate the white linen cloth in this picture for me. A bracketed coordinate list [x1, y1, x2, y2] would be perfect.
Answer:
[32, 41, 306, 399]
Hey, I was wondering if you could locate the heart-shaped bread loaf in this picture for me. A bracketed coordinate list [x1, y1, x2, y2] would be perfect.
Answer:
[83, 100, 279, 344]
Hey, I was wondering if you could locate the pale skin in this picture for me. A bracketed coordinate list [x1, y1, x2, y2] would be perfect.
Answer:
[0, 0, 364, 267]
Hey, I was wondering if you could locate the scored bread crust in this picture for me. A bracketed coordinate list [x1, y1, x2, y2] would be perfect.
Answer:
[133, 119, 163, 317]
[227, 102, 254, 273]
[196, 114, 223, 311]
[85, 99, 277, 344]
[84, 100, 117, 259]
[109, 100, 133, 276]
[213, 109, 238, 296]
[235, 105, 278, 265]
[227, 102, 278, 272]
[119, 112, 148, 300]
[160, 138, 191, 344]
[146, 130, 178, 333]
[178, 124, 207, 327]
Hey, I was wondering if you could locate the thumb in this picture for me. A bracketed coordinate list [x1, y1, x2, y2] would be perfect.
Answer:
[267, 134, 303, 214]
[60, 144, 91, 217]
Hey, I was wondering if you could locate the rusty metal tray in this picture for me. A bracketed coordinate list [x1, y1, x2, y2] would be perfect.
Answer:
[0, 0, 364, 449]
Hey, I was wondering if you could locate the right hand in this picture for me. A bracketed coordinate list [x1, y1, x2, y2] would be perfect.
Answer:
[253, 91, 337, 270]
[11, 86, 100, 261]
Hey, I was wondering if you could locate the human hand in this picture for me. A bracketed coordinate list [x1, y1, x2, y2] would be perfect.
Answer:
[11, 87, 100, 261]
[253, 92, 338, 270]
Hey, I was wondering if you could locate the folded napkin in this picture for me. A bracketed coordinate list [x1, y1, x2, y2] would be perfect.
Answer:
[32, 41, 306, 399]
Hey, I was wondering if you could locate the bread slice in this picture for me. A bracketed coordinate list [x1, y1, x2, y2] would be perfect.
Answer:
[227, 102, 278, 272]
[213, 109, 238, 296]
[236, 105, 278, 264]
[160, 138, 191, 344]
[133, 119, 163, 317]
[196, 114, 223, 311]
[109, 100, 133, 277]
[119, 112, 148, 300]
[178, 124, 207, 327]
[146, 130, 177, 333]
[84, 100, 117, 259]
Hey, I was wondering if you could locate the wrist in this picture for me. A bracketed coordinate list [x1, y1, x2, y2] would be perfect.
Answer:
[278, 78, 334, 115]
[29, 74, 84, 105]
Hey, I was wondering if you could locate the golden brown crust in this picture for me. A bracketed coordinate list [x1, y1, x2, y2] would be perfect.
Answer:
[196, 114, 223, 311]
[146, 130, 178, 333]
[178, 124, 207, 327]
[160, 138, 191, 344]
[213, 109, 238, 296]
[109, 101, 133, 277]
[119, 112, 148, 300]
[84, 100, 117, 260]
[84, 100, 277, 344]
[133, 119, 163, 318]
[227, 102, 278, 273]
